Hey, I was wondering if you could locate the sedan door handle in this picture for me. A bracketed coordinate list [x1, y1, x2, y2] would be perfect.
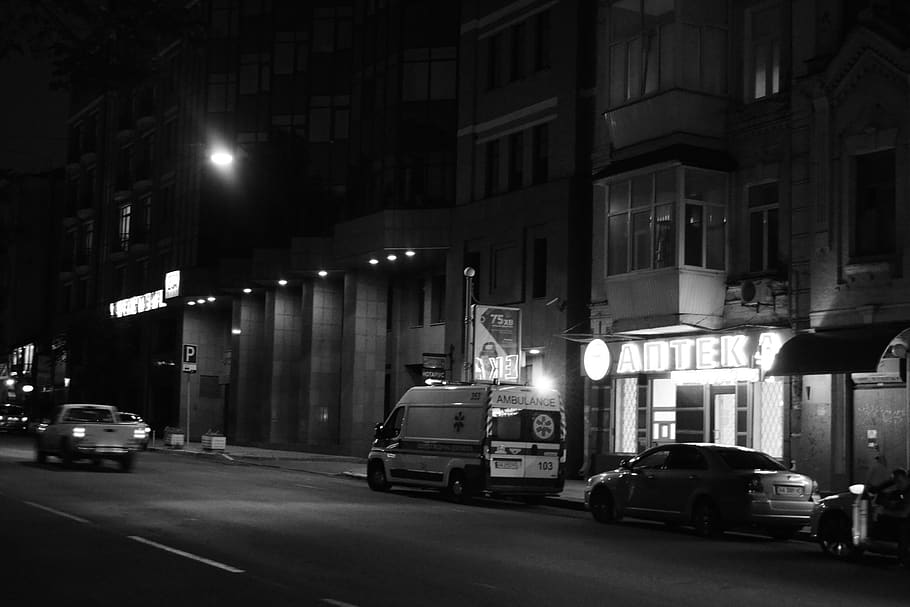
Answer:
[645, 474, 655, 480]
[687, 475, 698, 480]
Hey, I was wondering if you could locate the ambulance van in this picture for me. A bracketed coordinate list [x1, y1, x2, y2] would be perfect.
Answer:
[367, 383, 566, 502]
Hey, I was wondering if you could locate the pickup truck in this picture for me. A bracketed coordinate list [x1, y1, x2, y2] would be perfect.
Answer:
[35, 404, 146, 472]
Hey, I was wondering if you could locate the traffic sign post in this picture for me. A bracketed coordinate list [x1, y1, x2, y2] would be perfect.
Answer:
[183, 344, 197, 441]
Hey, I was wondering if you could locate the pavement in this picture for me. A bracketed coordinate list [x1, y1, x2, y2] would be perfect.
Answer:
[148, 438, 588, 510]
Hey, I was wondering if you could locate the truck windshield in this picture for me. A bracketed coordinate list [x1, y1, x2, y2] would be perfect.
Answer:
[490, 408, 560, 443]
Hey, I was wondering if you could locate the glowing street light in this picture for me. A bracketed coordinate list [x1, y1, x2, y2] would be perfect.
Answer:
[318, 270, 328, 278]
[209, 149, 234, 166]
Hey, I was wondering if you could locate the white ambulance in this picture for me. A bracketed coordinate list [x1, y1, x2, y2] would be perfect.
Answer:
[367, 384, 566, 502]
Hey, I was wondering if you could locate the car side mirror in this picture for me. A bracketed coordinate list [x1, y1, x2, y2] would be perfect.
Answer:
[373, 422, 383, 440]
[619, 458, 630, 470]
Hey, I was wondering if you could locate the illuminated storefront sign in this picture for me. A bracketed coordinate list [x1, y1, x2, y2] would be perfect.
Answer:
[165, 270, 181, 299]
[583, 339, 611, 381]
[473, 305, 521, 383]
[109, 290, 166, 318]
[582, 331, 785, 380]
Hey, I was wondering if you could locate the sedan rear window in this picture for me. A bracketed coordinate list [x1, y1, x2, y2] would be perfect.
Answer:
[715, 449, 786, 471]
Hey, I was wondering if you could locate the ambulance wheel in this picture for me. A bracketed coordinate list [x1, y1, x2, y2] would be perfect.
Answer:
[367, 461, 390, 492]
[818, 513, 859, 560]
[447, 470, 471, 504]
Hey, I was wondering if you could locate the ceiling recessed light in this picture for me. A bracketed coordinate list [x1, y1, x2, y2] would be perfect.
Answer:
[528, 348, 541, 355]
[405, 250, 416, 257]
[207, 296, 216, 302]
[318, 270, 328, 277]
[187, 301, 196, 306]
[231, 328, 242, 335]
[196, 298, 206, 304]
[369, 258, 379, 265]
[387, 254, 397, 261]
[278, 279, 288, 286]
[243, 288, 252, 294]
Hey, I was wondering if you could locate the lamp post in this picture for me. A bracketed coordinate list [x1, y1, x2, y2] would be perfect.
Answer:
[463, 267, 475, 382]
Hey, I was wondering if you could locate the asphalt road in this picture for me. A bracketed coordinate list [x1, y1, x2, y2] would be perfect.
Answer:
[1, 433, 908, 607]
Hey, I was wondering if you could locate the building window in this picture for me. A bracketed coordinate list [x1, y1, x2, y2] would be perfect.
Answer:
[309, 96, 350, 142]
[606, 168, 677, 275]
[683, 168, 725, 270]
[82, 221, 94, 261]
[485, 140, 500, 196]
[746, 3, 781, 100]
[431, 274, 446, 324]
[608, 0, 675, 106]
[532, 238, 548, 299]
[510, 21, 526, 81]
[533, 10, 550, 71]
[854, 149, 895, 258]
[207, 73, 236, 112]
[487, 32, 504, 89]
[747, 182, 779, 273]
[402, 47, 456, 101]
[508, 131, 524, 190]
[274, 31, 309, 74]
[239, 53, 271, 95]
[414, 278, 425, 327]
[531, 123, 549, 184]
[118, 203, 131, 251]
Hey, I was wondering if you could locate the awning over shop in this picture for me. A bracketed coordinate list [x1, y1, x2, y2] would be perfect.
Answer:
[766, 326, 905, 376]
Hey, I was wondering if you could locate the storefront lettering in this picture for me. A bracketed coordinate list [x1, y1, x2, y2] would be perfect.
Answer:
[109, 290, 166, 318]
[614, 332, 782, 375]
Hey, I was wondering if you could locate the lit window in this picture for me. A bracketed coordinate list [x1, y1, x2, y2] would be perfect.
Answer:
[747, 4, 781, 100]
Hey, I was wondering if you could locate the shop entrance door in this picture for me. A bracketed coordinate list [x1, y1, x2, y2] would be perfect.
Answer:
[710, 386, 736, 445]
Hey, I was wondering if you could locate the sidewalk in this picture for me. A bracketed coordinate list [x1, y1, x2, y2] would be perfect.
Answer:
[148, 439, 588, 510]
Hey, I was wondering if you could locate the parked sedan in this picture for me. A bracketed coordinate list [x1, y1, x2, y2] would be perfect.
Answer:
[117, 412, 150, 450]
[584, 443, 819, 538]
[0, 404, 28, 433]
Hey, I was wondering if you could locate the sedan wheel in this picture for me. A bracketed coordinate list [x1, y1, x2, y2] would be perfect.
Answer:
[692, 500, 723, 538]
[589, 488, 616, 524]
[367, 462, 390, 492]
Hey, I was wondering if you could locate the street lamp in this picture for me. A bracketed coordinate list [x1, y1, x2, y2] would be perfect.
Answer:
[463, 267, 476, 382]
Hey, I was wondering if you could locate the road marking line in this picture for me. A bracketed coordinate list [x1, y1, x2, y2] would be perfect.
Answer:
[322, 599, 360, 607]
[128, 536, 245, 573]
[295, 483, 320, 489]
[24, 501, 90, 524]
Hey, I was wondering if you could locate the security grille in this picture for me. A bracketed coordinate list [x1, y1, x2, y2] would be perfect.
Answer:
[615, 377, 638, 454]
[755, 380, 783, 457]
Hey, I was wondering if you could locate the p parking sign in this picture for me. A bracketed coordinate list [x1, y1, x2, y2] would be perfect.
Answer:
[182, 344, 198, 373]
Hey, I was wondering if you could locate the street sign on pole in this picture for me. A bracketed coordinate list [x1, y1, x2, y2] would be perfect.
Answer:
[182, 344, 197, 373]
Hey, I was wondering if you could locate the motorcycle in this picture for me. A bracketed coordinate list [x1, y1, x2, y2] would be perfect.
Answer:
[810, 483, 905, 561]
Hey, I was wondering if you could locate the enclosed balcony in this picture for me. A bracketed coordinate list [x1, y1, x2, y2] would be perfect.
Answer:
[602, 0, 729, 151]
[593, 164, 728, 332]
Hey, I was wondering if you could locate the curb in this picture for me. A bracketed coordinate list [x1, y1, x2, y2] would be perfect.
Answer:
[151, 446, 591, 510]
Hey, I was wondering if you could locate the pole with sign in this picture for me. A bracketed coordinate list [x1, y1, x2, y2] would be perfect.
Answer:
[182, 344, 197, 441]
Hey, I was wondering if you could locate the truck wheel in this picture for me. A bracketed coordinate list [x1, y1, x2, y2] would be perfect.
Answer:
[589, 487, 616, 523]
[818, 513, 859, 560]
[692, 499, 723, 538]
[119, 453, 135, 473]
[60, 439, 74, 468]
[367, 461, 390, 492]
[446, 470, 471, 504]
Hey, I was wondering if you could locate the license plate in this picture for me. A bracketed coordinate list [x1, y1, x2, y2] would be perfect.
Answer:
[494, 460, 520, 470]
[774, 485, 803, 496]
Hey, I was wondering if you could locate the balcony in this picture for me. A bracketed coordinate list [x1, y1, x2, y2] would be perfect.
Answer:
[604, 267, 726, 333]
[604, 89, 728, 152]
